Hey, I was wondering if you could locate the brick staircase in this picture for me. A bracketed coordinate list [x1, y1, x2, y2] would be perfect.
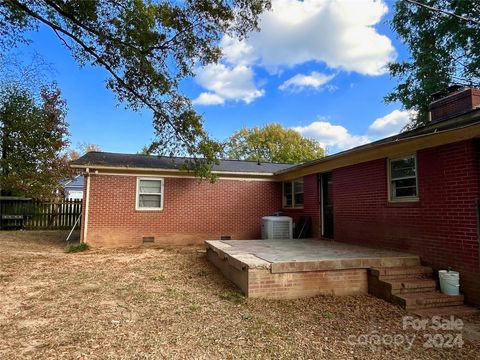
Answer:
[368, 266, 479, 317]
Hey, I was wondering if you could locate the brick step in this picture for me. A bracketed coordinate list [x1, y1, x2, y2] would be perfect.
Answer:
[379, 257, 421, 268]
[412, 305, 480, 318]
[370, 266, 433, 280]
[386, 278, 437, 294]
[393, 291, 464, 310]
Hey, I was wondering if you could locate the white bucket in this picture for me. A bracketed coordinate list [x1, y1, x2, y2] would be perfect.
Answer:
[439, 270, 460, 296]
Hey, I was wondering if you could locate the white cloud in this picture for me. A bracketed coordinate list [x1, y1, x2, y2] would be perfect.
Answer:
[292, 120, 370, 152]
[292, 109, 412, 153]
[279, 71, 335, 92]
[192, 92, 225, 105]
[193, 64, 264, 105]
[221, 0, 396, 75]
[219, 36, 256, 66]
[368, 109, 413, 136]
[193, 0, 395, 105]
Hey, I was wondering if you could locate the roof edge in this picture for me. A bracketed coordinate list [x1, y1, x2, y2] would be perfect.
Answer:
[70, 164, 277, 177]
[70, 152, 296, 167]
[276, 109, 480, 177]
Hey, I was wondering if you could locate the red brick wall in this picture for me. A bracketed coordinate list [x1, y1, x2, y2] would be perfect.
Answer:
[283, 174, 320, 238]
[247, 268, 368, 299]
[333, 139, 480, 305]
[430, 88, 480, 123]
[84, 175, 282, 247]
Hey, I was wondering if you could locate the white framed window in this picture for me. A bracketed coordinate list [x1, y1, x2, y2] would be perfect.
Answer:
[283, 178, 304, 208]
[136, 177, 164, 210]
[388, 155, 418, 201]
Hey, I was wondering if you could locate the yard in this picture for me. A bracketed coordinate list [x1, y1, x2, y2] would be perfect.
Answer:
[0, 232, 479, 359]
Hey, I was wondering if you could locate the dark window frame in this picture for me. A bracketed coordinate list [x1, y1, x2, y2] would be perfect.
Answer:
[388, 155, 419, 202]
[283, 178, 304, 208]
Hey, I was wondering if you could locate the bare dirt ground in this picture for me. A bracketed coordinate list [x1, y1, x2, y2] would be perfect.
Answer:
[0, 231, 479, 359]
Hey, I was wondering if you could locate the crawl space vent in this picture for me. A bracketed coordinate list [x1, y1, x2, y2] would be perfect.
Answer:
[143, 236, 155, 243]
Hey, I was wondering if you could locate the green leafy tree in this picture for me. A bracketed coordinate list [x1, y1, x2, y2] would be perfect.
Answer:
[138, 145, 153, 156]
[0, 0, 271, 179]
[387, 0, 480, 128]
[0, 84, 71, 199]
[225, 123, 325, 164]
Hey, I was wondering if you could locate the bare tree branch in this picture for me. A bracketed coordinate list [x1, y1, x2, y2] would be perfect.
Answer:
[405, 0, 480, 26]
[52, 28, 72, 50]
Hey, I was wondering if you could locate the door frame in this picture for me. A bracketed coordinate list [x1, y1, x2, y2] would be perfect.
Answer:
[319, 172, 334, 239]
[319, 174, 324, 236]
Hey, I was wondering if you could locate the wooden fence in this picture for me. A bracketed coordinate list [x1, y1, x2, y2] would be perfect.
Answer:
[0, 198, 82, 230]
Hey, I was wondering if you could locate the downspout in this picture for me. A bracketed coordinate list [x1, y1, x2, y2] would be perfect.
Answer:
[82, 168, 90, 244]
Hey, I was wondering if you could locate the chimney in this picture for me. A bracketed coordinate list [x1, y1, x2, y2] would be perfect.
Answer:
[429, 86, 480, 123]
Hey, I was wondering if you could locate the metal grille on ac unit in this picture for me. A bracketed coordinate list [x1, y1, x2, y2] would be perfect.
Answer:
[261, 216, 293, 239]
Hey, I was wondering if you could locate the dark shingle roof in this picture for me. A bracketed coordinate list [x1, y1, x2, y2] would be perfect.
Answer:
[71, 152, 296, 174]
[71, 109, 480, 177]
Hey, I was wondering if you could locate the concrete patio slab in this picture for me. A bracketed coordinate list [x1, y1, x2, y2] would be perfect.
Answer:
[205, 239, 420, 299]
[206, 239, 419, 273]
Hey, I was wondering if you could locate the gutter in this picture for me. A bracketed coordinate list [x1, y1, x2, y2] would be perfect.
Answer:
[70, 164, 278, 177]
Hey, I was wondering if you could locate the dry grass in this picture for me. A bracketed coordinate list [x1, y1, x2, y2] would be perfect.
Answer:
[0, 231, 479, 359]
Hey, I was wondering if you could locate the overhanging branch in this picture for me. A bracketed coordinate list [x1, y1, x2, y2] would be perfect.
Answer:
[405, 0, 480, 26]
[8, 0, 194, 151]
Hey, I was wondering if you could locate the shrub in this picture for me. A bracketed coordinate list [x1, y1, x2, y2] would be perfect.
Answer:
[66, 243, 89, 253]
[219, 291, 245, 304]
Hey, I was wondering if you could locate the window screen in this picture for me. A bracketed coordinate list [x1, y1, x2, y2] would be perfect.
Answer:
[390, 156, 418, 200]
[137, 179, 163, 209]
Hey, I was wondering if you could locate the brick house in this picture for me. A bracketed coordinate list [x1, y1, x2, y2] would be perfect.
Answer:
[71, 155, 293, 247]
[71, 86, 480, 305]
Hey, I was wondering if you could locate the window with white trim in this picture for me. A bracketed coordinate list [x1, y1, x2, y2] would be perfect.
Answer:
[136, 178, 164, 210]
[389, 155, 418, 200]
[283, 179, 304, 208]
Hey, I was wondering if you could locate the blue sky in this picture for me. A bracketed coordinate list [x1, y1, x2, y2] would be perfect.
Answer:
[8, 0, 411, 155]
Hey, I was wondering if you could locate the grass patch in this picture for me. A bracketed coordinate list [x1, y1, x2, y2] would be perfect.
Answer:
[151, 273, 166, 281]
[164, 287, 189, 300]
[247, 319, 279, 337]
[322, 311, 335, 319]
[199, 335, 212, 347]
[81, 284, 101, 294]
[219, 291, 245, 304]
[188, 304, 201, 312]
[196, 269, 209, 277]
[66, 243, 89, 253]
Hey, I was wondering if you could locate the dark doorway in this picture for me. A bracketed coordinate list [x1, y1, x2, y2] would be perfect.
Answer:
[320, 172, 334, 239]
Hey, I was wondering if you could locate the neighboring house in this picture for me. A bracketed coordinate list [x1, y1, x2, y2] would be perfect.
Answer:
[71, 86, 480, 306]
[61, 175, 84, 200]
